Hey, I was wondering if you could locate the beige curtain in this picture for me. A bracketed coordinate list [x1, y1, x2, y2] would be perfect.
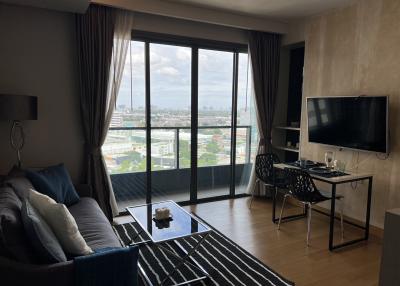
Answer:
[105, 10, 135, 217]
[76, 5, 116, 220]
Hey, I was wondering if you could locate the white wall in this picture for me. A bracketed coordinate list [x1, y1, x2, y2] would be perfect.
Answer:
[0, 4, 84, 182]
[94, 0, 287, 34]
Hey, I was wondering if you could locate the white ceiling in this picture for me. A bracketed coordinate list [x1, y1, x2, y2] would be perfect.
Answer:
[0, 0, 89, 13]
[166, 0, 355, 20]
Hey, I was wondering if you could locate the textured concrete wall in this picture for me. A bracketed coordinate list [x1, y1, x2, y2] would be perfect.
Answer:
[300, 0, 400, 228]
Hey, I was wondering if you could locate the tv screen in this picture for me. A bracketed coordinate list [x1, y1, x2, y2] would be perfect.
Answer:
[307, 96, 388, 153]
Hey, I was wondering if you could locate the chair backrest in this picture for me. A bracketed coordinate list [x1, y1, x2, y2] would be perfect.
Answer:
[283, 167, 317, 200]
[255, 153, 281, 185]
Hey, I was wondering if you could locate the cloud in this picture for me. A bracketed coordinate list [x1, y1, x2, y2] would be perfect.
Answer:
[158, 66, 179, 76]
[117, 41, 251, 110]
[176, 47, 191, 61]
[132, 54, 144, 65]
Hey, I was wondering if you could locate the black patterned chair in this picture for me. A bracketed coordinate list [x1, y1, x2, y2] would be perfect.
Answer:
[278, 168, 344, 246]
[249, 153, 287, 209]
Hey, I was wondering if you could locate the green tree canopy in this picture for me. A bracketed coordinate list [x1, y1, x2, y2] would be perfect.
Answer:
[206, 141, 221, 153]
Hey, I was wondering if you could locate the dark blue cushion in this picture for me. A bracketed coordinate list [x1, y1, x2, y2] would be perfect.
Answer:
[26, 164, 79, 206]
[74, 246, 139, 286]
[21, 200, 67, 264]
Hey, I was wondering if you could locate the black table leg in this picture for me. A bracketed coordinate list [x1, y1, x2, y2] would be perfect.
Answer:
[272, 187, 277, 223]
[365, 177, 373, 240]
[328, 177, 373, 251]
[329, 183, 337, 251]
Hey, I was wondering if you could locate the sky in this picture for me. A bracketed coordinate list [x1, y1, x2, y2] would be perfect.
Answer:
[116, 41, 252, 111]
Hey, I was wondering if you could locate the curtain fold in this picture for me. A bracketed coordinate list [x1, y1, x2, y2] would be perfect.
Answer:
[76, 4, 116, 220]
[246, 31, 282, 196]
[77, 5, 134, 219]
[106, 10, 135, 217]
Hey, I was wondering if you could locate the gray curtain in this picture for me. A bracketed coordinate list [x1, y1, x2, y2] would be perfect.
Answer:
[248, 31, 281, 196]
[76, 4, 116, 220]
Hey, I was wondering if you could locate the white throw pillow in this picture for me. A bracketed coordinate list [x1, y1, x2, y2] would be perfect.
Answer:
[29, 189, 57, 216]
[28, 190, 93, 256]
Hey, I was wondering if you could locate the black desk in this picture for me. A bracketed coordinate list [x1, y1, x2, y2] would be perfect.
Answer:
[273, 163, 373, 251]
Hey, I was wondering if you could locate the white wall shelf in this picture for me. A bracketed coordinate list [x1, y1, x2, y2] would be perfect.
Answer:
[274, 126, 300, 131]
[273, 145, 300, 153]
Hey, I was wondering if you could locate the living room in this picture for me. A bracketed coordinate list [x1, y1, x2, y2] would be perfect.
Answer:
[0, 0, 398, 285]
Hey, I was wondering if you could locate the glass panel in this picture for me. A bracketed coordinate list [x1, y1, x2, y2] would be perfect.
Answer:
[150, 43, 191, 202]
[235, 53, 257, 195]
[104, 129, 147, 174]
[179, 129, 191, 169]
[198, 128, 231, 167]
[198, 49, 233, 199]
[150, 44, 191, 127]
[105, 41, 147, 210]
[113, 41, 146, 128]
[151, 129, 176, 171]
[235, 127, 250, 165]
[103, 129, 147, 210]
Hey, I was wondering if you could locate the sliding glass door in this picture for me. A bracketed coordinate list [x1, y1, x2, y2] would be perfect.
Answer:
[103, 41, 147, 210]
[149, 43, 192, 202]
[104, 32, 256, 211]
[197, 49, 233, 199]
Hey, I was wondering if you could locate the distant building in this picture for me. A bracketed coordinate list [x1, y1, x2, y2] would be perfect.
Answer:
[102, 142, 133, 155]
[152, 141, 174, 156]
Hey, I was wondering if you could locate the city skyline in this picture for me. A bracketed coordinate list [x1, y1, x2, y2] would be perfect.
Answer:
[104, 40, 257, 175]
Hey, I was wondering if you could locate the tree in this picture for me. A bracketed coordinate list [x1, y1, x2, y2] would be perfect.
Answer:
[206, 141, 220, 153]
[130, 157, 158, 172]
[118, 160, 132, 173]
[179, 140, 191, 168]
[127, 151, 142, 162]
[132, 158, 146, 172]
[212, 129, 222, 135]
[198, 153, 217, 167]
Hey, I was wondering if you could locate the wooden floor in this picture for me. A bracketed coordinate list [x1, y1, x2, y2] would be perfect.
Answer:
[118, 197, 382, 285]
[188, 197, 382, 286]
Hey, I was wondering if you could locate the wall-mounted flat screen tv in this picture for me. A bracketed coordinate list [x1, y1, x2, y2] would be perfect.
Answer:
[307, 96, 389, 154]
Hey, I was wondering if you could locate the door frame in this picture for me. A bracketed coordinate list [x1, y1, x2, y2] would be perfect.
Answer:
[133, 30, 248, 205]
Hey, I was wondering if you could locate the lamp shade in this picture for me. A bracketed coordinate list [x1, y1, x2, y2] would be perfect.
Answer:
[0, 94, 38, 120]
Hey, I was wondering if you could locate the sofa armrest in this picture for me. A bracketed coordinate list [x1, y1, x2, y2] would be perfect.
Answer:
[74, 246, 139, 286]
[74, 184, 93, 198]
[0, 256, 74, 286]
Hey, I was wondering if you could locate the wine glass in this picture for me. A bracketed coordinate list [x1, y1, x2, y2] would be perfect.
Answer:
[325, 151, 334, 168]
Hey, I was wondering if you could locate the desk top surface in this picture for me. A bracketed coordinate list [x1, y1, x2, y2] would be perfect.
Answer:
[274, 163, 373, 184]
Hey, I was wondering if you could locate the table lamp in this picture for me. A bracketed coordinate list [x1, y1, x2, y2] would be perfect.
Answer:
[0, 94, 38, 168]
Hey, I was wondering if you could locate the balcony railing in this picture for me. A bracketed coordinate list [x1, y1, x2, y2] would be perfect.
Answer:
[105, 125, 254, 208]
[106, 125, 253, 173]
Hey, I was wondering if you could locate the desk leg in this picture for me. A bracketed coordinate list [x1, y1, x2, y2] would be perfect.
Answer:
[327, 177, 372, 251]
[365, 177, 373, 240]
[329, 184, 337, 251]
[272, 187, 277, 223]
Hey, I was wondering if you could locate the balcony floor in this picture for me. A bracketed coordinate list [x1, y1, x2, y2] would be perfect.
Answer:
[116, 185, 248, 211]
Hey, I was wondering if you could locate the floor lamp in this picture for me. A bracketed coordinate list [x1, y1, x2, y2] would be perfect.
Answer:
[0, 94, 38, 168]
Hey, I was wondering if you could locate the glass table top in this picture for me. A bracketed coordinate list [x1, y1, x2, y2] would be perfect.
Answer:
[126, 201, 211, 243]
